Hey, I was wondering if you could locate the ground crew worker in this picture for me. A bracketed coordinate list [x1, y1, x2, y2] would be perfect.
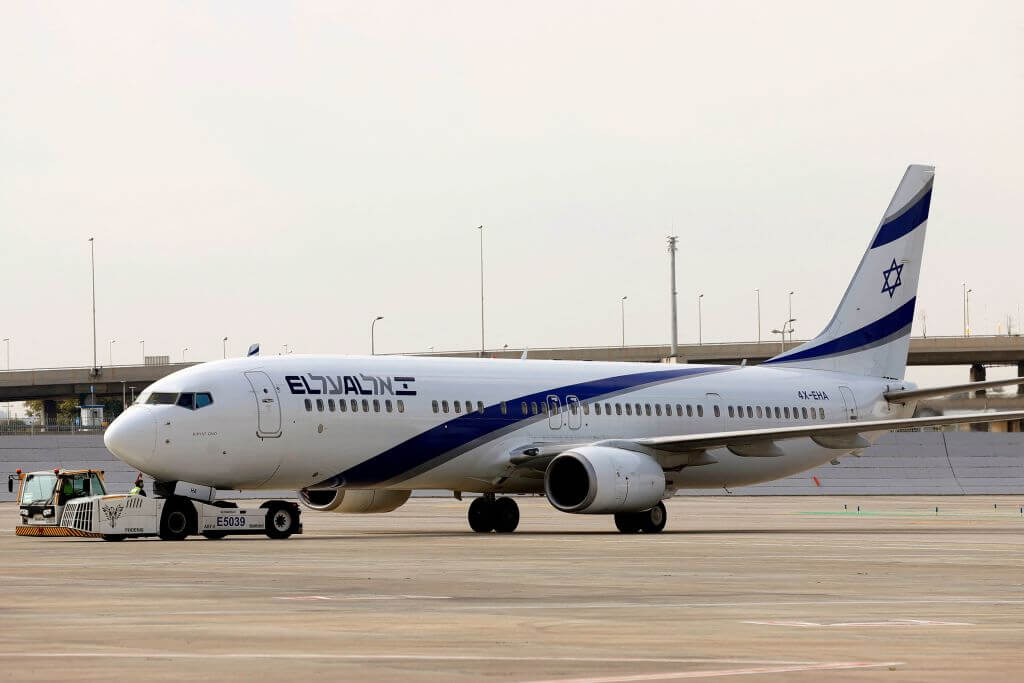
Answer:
[130, 479, 146, 496]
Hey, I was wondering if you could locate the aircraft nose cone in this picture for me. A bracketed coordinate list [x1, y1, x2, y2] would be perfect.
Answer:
[104, 408, 156, 470]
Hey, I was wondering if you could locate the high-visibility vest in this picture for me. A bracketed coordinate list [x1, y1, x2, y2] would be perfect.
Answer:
[129, 486, 142, 495]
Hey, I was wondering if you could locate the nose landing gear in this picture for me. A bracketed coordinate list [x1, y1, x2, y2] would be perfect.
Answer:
[468, 494, 520, 533]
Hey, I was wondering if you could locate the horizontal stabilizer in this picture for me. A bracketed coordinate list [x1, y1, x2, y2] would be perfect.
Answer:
[885, 377, 1024, 402]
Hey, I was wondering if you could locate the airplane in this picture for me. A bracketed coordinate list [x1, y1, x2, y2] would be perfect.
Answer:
[104, 165, 1024, 535]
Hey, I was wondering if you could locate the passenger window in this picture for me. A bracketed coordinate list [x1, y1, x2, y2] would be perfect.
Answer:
[316, 399, 324, 412]
[195, 393, 214, 409]
[385, 399, 393, 413]
[351, 399, 358, 412]
[615, 403, 622, 416]
[397, 400, 405, 413]
[655, 404, 662, 417]
[500, 402, 507, 416]
[176, 393, 195, 410]
[605, 402, 612, 414]
[569, 402, 577, 415]
[521, 401, 528, 416]
[582, 403, 589, 415]
[774, 407, 781, 418]
[477, 401, 485, 414]
[713, 405, 720, 418]
[686, 404, 692, 417]
[339, 400, 347, 413]
[728, 406, 734, 418]
[819, 407, 825, 419]
[697, 405, 703, 417]
[465, 401, 473, 413]
[304, 399, 312, 412]
[747, 406, 753, 418]
[783, 407, 790, 419]
[625, 404, 632, 416]
[454, 401, 462, 414]
[362, 399, 370, 412]
[634, 403, 641, 416]
[756, 406, 763, 418]
[442, 400, 449, 413]
[542, 402, 549, 415]
[801, 407, 808, 419]
[531, 401, 538, 415]
[432, 400, 439, 414]
[328, 399, 335, 412]
[644, 404, 651, 416]
[373, 400, 380, 413]
[665, 404, 672, 416]
[595, 403, 602, 416]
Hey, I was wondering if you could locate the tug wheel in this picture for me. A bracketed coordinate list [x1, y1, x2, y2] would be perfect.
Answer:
[159, 499, 195, 541]
[265, 503, 298, 539]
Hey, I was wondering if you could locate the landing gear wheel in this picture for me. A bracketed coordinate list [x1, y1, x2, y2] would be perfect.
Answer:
[492, 497, 520, 533]
[102, 534, 126, 542]
[614, 512, 641, 533]
[202, 531, 227, 540]
[159, 499, 194, 541]
[468, 497, 495, 533]
[639, 502, 667, 533]
[265, 503, 298, 539]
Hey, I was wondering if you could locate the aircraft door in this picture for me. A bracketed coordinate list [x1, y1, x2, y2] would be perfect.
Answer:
[838, 386, 858, 421]
[705, 392, 725, 431]
[244, 371, 282, 438]
[566, 395, 582, 430]
[547, 395, 563, 430]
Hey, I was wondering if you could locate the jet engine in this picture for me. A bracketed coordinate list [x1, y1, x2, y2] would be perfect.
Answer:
[544, 446, 665, 514]
[298, 488, 412, 513]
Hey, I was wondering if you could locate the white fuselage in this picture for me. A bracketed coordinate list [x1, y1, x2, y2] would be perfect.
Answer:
[104, 355, 914, 495]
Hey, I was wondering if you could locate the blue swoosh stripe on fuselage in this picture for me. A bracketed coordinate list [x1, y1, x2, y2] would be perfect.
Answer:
[870, 189, 932, 249]
[319, 365, 727, 488]
[764, 297, 916, 365]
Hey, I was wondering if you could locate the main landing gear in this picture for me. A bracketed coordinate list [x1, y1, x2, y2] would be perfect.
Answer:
[468, 494, 520, 533]
[614, 501, 667, 534]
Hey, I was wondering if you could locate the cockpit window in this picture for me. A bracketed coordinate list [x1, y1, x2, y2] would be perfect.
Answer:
[146, 392, 178, 405]
[176, 393, 195, 409]
[171, 392, 214, 410]
[195, 393, 213, 409]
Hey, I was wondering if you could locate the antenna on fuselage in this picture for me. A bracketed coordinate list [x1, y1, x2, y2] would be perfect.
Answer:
[247, 343, 260, 357]
[521, 347, 529, 360]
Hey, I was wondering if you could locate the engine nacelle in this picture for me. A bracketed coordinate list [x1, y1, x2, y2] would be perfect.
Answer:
[544, 446, 665, 514]
[298, 488, 411, 514]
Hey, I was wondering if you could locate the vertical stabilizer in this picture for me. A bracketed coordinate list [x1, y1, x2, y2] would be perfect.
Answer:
[764, 165, 933, 379]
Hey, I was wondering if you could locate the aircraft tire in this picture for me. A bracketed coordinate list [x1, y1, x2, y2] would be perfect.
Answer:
[102, 534, 126, 542]
[638, 502, 667, 534]
[492, 497, 520, 533]
[614, 512, 642, 533]
[159, 499, 194, 541]
[265, 503, 298, 539]
[468, 497, 495, 533]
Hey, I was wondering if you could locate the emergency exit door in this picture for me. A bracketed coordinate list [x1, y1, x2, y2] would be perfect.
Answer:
[245, 371, 282, 438]
[838, 386, 858, 421]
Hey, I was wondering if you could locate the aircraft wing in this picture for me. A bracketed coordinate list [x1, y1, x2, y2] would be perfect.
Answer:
[885, 377, 1024, 402]
[632, 410, 1024, 456]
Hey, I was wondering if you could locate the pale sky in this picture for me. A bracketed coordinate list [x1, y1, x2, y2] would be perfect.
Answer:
[1, 1, 1021, 386]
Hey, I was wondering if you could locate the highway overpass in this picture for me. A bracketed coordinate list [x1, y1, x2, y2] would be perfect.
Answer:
[1, 335, 1022, 407]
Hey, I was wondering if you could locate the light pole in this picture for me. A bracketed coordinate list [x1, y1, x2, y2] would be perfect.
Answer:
[371, 316, 384, 355]
[755, 288, 761, 343]
[771, 318, 796, 353]
[787, 290, 795, 344]
[476, 225, 485, 357]
[697, 293, 705, 345]
[139, 340, 145, 364]
[667, 235, 679, 358]
[121, 380, 126, 413]
[89, 237, 97, 372]
[620, 296, 628, 347]
[108, 339, 117, 367]
[222, 336, 228, 359]
[962, 282, 968, 336]
[129, 386, 136, 404]
[966, 288, 973, 336]
[182, 347, 189, 362]
[2, 338, 9, 370]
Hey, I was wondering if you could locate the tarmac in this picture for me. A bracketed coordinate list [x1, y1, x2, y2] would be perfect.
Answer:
[1, 495, 1023, 682]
